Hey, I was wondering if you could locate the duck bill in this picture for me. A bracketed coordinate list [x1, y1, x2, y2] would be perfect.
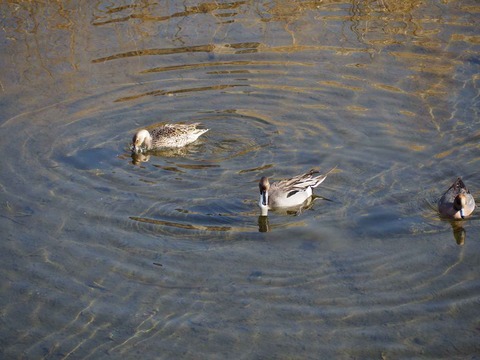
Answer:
[460, 208, 465, 219]
[132, 145, 143, 153]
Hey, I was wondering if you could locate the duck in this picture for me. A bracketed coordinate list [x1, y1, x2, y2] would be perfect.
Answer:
[438, 177, 475, 219]
[131, 123, 208, 153]
[258, 167, 336, 216]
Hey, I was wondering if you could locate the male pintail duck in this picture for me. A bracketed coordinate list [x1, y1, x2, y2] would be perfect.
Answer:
[438, 177, 475, 219]
[258, 167, 336, 216]
[132, 123, 208, 153]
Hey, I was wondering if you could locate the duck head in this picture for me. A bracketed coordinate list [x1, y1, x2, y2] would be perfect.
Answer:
[258, 177, 270, 216]
[132, 129, 152, 153]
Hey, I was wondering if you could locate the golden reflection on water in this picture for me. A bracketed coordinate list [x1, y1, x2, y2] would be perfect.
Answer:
[93, 1, 248, 26]
[1, 2, 480, 358]
[115, 83, 246, 102]
[140, 60, 311, 73]
[3, 0, 476, 129]
[4, 1, 472, 68]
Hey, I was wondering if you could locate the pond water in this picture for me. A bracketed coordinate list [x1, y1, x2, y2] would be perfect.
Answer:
[1, 1, 479, 358]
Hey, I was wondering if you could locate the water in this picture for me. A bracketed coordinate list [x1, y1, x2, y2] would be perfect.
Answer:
[1, 1, 479, 358]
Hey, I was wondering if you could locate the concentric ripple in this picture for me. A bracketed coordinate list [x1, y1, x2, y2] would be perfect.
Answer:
[1, 1, 480, 359]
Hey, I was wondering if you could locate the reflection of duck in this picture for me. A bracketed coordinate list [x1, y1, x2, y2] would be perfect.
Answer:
[131, 123, 209, 153]
[258, 215, 270, 232]
[450, 221, 466, 245]
[131, 146, 194, 164]
[131, 152, 150, 165]
[438, 178, 475, 220]
[258, 167, 335, 216]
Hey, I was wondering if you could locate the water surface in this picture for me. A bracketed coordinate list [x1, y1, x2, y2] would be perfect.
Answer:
[1, 1, 479, 358]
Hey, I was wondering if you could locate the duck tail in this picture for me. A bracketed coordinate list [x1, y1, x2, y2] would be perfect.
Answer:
[311, 166, 337, 188]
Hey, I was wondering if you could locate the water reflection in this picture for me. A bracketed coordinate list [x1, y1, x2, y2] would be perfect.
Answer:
[1, 0, 479, 359]
[131, 152, 150, 165]
[130, 216, 232, 232]
[130, 149, 202, 164]
[450, 221, 466, 246]
[116, 83, 247, 103]
[92, 1, 247, 26]
[258, 215, 270, 232]
[350, 0, 425, 46]
[257, 196, 334, 232]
